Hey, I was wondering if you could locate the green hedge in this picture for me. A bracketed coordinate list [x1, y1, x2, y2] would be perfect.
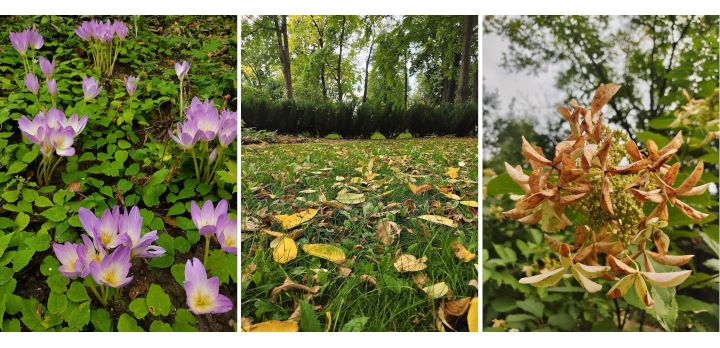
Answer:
[241, 98, 477, 138]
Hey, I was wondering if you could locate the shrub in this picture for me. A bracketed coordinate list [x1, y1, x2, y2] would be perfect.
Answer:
[370, 131, 386, 140]
[241, 96, 478, 138]
[325, 133, 343, 139]
[396, 130, 412, 139]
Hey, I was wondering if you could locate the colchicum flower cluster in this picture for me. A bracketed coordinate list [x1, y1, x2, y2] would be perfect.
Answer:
[53, 205, 165, 306]
[190, 199, 236, 266]
[169, 96, 237, 183]
[18, 108, 88, 185]
[9, 28, 43, 76]
[504, 84, 707, 308]
[75, 19, 128, 76]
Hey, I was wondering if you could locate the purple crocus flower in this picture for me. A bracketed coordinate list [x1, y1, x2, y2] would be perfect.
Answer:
[124, 76, 139, 97]
[18, 113, 46, 145]
[9, 31, 29, 56]
[208, 148, 217, 164]
[25, 29, 43, 50]
[118, 206, 165, 258]
[48, 126, 76, 157]
[39, 137, 54, 157]
[65, 113, 88, 136]
[168, 118, 200, 150]
[24, 72, 39, 95]
[82, 76, 103, 100]
[183, 258, 233, 315]
[216, 215, 237, 255]
[46, 78, 58, 98]
[79, 206, 122, 249]
[39, 56, 55, 78]
[186, 97, 220, 141]
[89, 246, 133, 288]
[190, 199, 228, 236]
[218, 114, 237, 147]
[174, 60, 190, 80]
[75, 21, 94, 41]
[77, 234, 106, 278]
[53, 242, 82, 278]
[113, 20, 128, 40]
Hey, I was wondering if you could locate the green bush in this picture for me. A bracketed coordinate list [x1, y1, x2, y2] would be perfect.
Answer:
[370, 131, 386, 140]
[396, 130, 412, 139]
[325, 133, 343, 139]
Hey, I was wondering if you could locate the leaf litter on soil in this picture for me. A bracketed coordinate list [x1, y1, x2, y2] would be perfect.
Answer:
[240, 138, 478, 331]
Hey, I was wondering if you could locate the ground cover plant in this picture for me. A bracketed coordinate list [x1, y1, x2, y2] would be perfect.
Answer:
[0, 16, 237, 332]
[483, 15, 718, 332]
[240, 138, 479, 332]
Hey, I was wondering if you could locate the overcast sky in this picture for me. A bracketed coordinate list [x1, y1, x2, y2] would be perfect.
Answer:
[482, 31, 565, 129]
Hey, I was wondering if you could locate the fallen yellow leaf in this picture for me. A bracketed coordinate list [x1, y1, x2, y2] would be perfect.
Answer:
[376, 220, 401, 245]
[408, 183, 432, 195]
[468, 298, 478, 332]
[302, 243, 346, 263]
[419, 214, 458, 228]
[336, 192, 365, 204]
[460, 200, 478, 207]
[272, 237, 297, 264]
[242, 320, 299, 332]
[451, 241, 475, 262]
[422, 282, 449, 299]
[394, 254, 428, 272]
[446, 167, 459, 179]
[273, 208, 318, 230]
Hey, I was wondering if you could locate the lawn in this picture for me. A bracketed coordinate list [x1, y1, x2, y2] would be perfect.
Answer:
[240, 137, 479, 332]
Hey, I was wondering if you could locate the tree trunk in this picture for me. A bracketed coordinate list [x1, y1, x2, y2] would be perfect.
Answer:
[311, 16, 327, 100]
[273, 15, 293, 100]
[471, 68, 478, 103]
[404, 49, 408, 110]
[336, 16, 346, 105]
[457, 15, 474, 102]
[362, 40, 374, 103]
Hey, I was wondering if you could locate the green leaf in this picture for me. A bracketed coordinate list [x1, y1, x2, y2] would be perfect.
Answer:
[149, 234, 174, 268]
[548, 312, 574, 330]
[0, 233, 14, 259]
[0, 266, 13, 285]
[117, 313, 144, 332]
[299, 300, 322, 332]
[150, 320, 173, 332]
[167, 202, 186, 216]
[90, 308, 112, 332]
[490, 297, 518, 312]
[340, 316, 368, 331]
[35, 196, 54, 208]
[7, 162, 27, 175]
[146, 284, 172, 316]
[1, 190, 20, 203]
[517, 298, 544, 318]
[171, 263, 185, 286]
[40, 205, 67, 223]
[24, 230, 51, 252]
[47, 274, 69, 293]
[67, 282, 90, 302]
[129, 297, 149, 319]
[14, 212, 29, 232]
[486, 172, 525, 196]
[636, 131, 670, 148]
[47, 292, 68, 315]
[12, 249, 34, 272]
[172, 308, 197, 332]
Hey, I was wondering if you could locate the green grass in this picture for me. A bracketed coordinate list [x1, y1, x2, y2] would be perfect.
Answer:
[241, 138, 478, 331]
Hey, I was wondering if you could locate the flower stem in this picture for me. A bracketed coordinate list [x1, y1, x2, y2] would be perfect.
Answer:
[178, 79, 184, 120]
[102, 285, 108, 306]
[190, 148, 201, 181]
[203, 235, 211, 267]
[47, 155, 63, 185]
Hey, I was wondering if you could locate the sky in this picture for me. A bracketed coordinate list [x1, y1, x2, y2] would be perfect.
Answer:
[482, 31, 564, 129]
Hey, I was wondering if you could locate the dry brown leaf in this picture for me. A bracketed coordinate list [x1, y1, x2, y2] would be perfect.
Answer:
[376, 220, 401, 245]
[393, 254, 428, 272]
[418, 214, 458, 228]
[242, 320, 299, 332]
[444, 297, 472, 317]
[270, 278, 319, 303]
